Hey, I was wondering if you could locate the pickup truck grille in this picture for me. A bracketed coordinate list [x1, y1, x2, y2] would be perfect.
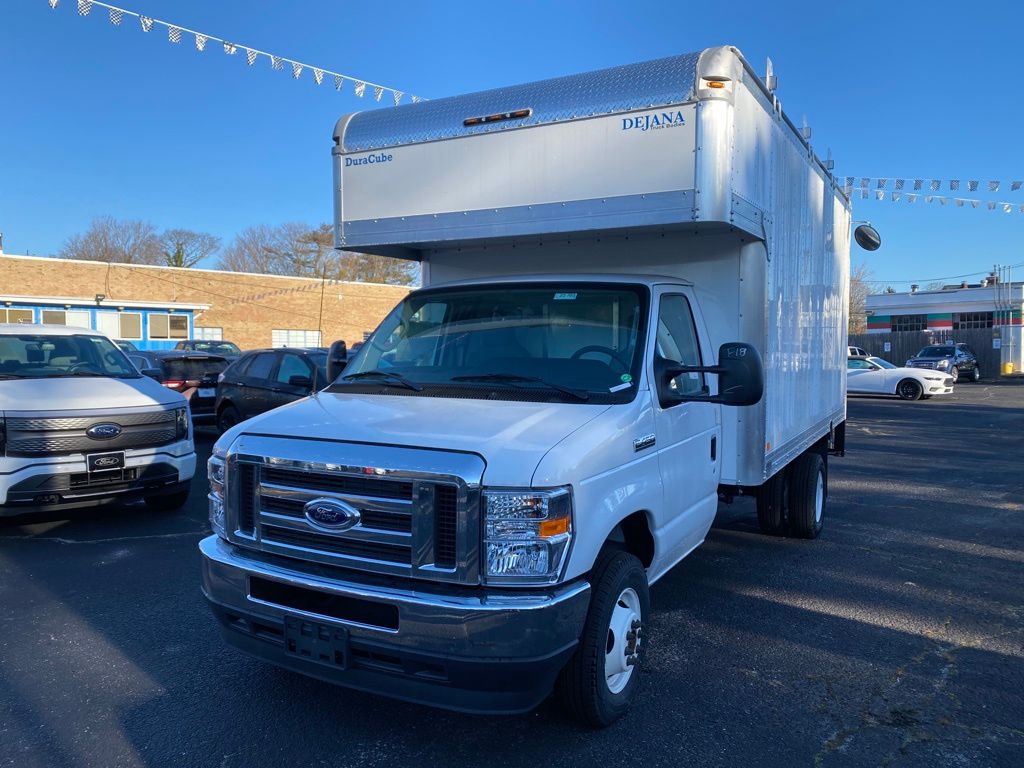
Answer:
[3, 408, 180, 457]
[907, 360, 940, 369]
[230, 456, 477, 584]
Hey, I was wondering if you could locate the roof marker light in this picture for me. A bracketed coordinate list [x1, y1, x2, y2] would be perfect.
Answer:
[463, 108, 532, 127]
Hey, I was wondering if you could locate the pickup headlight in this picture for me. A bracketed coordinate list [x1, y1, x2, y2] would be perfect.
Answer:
[483, 488, 573, 584]
[175, 406, 189, 439]
[208, 455, 226, 537]
[936, 359, 950, 369]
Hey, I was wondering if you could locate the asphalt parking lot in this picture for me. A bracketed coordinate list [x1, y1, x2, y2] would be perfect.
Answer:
[2, 382, 1022, 767]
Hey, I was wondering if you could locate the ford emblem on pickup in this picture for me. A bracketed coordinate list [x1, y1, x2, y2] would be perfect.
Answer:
[303, 498, 361, 531]
[86, 423, 123, 440]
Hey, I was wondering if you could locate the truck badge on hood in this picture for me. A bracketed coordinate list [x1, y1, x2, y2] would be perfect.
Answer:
[86, 423, 123, 440]
[304, 498, 361, 532]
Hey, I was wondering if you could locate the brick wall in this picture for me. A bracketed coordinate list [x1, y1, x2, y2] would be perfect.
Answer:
[0, 254, 410, 350]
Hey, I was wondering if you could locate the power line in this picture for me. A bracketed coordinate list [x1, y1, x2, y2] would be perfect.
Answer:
[861, 262, 1024, 286]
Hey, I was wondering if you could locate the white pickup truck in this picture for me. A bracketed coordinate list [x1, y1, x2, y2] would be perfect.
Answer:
[0, 324, 195, 519]
[201, 47, 856, 725]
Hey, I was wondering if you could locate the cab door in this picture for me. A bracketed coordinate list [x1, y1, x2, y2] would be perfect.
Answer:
[648, 289, 722, 569]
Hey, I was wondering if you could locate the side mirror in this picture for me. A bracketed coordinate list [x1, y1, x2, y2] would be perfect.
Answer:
[660, 342, 764, 407]
[288, 374, 313, 390]
[854, 224, 881, 251]
[325, 339, 349, 383]
[142, 368, 162, 381]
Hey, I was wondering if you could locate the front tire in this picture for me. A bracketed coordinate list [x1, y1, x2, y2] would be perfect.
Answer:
[217, 403, 241, 434]
[788, 452, 825, 539]
[558, 550, 650, 727]
[949, 366, 959, 383]
[971, 366, 981, 382]
[897, 379, 923, 400]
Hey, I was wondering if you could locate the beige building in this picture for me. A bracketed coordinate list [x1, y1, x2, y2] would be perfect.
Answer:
[0, 253, 410, 351]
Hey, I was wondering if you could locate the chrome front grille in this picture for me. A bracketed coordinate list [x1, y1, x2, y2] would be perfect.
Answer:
[226, 437, 483, 585]
[907, 361, 938, 369]
[4, 408, 180, 457]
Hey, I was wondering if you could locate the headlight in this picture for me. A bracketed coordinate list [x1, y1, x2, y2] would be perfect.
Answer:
[936, 359, 950, 369]
[208, 456, 226, 537]
[175, 407, 189, 439]
[923, 375, 943, 381]
[483, 487, 572, 584]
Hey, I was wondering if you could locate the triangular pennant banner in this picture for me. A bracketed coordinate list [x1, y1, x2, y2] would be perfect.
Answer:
[894, 179, 905, 191]
[334, 75, 344, 90]
[393, 90, 403, 105]
[271, 56, 283, 70]
[939, 197, 948, 205]
[354, 81, 366, 97]
[224, 41, 238, 54]
[313, 68, 324, 85]
[987, 201, 996, 210]
[108, 7, 123, 25]
[195, 33, 207, 51]
[877, 178, 887, 190]
[168, 26, 182, 44]
[955, 198, 964, 207]
[913, 179, 923, 191]
[245, 48, 257, 65]
[860, 189, 868, 199]
[374, 86, 384, 101]
[860, 177, 869, 190]
[140, 15, 153, 32]
[892, 192, 901, 201]
[966, 180, 977, 191]
[411, 95, 422, 103]
[950, 180, 961, 191]
[989, 181, 1000, 192]
[930, 180, 941, 191]
[971, 200, 979, 209]
[77, 0, 92, 17]
[1012, 181, 1022, 191]
[1003, 203, 1012, 213]
[48, 0, 59, 9]
[875, 190, 885, 200]
[845, 176, 854, 188]
[291, 62, 303, 79]
[907, 194, 918, 203]
[925, 196, 934, 203]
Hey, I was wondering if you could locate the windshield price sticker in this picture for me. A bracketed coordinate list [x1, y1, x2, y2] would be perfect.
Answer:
[554, 293, 577, 300]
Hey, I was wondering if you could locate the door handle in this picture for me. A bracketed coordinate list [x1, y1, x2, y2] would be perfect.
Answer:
[710, 436, 717, 461]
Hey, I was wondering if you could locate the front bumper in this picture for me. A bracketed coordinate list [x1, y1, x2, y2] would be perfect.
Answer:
[0, 445, 195, 516]
[199, 535, 591, 714]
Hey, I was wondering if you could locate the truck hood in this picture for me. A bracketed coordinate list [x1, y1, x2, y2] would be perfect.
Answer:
[233, 392, 612, 486]
[0, 376, 185, 412]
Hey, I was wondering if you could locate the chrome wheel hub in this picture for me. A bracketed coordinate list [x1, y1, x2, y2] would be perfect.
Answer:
[605, 587, 642, 694]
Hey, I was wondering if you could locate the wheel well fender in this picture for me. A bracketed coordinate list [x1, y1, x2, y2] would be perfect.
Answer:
[602, 510, 655, 569]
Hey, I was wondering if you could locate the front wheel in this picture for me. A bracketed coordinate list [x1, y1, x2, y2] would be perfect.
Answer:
[897, 379, 923, 400]
[971, 366, 981, 382]
[217, 403, 241, 434]
[788, 452, 825, 539]
[949, 366, 960, 383]
[557, 550, 650, 727]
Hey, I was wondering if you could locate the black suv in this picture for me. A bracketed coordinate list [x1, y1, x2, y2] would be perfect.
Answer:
[215, 347, 329, 432]
[906, 342, 980, 383]
[129, 351, 230, 423]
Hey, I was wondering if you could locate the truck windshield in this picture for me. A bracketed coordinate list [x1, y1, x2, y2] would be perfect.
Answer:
[917, 346, 954, 357]
[0, 334, 140, 379]
[340, 284, 647, 403]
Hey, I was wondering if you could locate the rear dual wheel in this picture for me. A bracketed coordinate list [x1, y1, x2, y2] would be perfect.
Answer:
[755, 452, 826, 539]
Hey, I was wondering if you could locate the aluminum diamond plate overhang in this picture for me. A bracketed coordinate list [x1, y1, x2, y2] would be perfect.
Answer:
[337, 51, 703, 152]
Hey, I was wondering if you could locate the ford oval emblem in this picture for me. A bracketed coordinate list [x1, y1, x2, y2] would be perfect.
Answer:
[86, 423, 123, 440]
[303, 498, 361, 532]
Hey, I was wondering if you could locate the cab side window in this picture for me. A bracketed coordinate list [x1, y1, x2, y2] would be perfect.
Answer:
[847, 359, 873, 370]
[656, 295, 704, 396]
[276, 353, 311, 385]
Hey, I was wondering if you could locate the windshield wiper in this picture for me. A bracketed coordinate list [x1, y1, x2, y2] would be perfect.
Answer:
[54, 371, 109, 377]
[0, 373, 28, 379]
[451, 373, 590, 402]
[340, 369, 423, 392]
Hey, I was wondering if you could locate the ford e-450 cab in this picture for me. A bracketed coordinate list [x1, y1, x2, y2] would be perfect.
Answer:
[201, 47, 858, 725]
[0, 324, 196, 519]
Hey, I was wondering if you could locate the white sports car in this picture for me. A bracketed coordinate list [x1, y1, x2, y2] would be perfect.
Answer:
[847, 356, 954, 401]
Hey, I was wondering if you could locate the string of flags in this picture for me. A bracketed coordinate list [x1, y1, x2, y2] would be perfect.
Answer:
[48, 0, 423, 105]
[839, 177, 1024, 214]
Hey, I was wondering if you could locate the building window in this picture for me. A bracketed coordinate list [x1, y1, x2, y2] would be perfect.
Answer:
[40, 309, 91, 328]
[194, 327, 223, 341]
[953, 312, 993, 330]
[891, 314, 927, 332]
[0, 308, 34, 324]
[97, 312, 142, 339]
[271, 329, 321, 348]
[149, 313, 189, 340]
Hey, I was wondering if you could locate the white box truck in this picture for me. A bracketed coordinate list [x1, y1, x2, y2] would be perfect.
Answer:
[201, 46, 852, 725]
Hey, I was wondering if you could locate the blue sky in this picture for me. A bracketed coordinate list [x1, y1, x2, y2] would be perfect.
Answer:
[1, 0, 1022, 289]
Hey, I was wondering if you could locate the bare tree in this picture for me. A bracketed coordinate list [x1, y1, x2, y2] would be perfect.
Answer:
[221, 222, 417, 286]
[60, 216, 162, 264]
[161, 228, 221, 268]
[849, 262, 873, 335]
